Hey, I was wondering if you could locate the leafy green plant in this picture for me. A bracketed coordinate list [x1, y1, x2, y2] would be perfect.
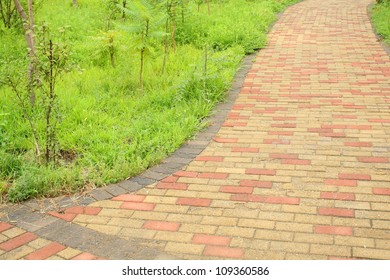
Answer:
[105, 0, 128, 21]
[162, 0, 185, 73]
[0, 0, 19, 28]
[194, 0, 203, 12]
[0, 58, 42, 159]
[35, 24, 72, 164]
[1, 23, 72, 165]
[92, 29, 119, 67]
[119, 0, 167, 93]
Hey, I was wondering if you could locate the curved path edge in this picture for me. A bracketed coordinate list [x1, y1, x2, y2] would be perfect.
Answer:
[2, 55, 258, 212]
[0, 34, 260, 261]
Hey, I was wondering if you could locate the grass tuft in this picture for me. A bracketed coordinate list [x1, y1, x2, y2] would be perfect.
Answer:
[371, 1, 390, 44]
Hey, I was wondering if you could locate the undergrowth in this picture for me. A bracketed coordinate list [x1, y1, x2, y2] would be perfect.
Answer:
[371, 0, 390, 44]
[0, 0, 298, 202]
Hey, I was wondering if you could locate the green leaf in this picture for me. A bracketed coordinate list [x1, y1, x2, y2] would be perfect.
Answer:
[120, 24, 145, 34]
[149, 31, 169, 38]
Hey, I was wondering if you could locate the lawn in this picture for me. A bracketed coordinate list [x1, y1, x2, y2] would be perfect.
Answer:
[0, 0, 298, 202]
[371, 0, 390, 45]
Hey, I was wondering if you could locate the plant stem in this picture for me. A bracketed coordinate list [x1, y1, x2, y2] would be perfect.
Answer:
[122, 0, 126, 19]
[140, 48, 144, 93]
[204, 45, 208, 77]
[7, 77, 41, 160]
[171, 20, 176, 53]
[171, 2, 177, 53]
[45, 40, 54, 163]
[181, 0, 185, 23]
[109, 36, 115, 68]
[204, 45, 208, 90]
[139, 19, 149, 93]
[162, 16, 169, 74]
[14, 0, 37, 106]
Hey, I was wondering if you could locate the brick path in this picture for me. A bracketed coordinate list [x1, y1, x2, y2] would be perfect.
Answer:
[1, 0, 390, 260]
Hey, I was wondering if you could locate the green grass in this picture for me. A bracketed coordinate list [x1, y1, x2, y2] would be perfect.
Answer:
[371, 1, 390, 45]
[0, 0, 298, 202]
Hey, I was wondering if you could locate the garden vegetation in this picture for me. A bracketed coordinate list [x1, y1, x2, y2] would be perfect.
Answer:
[372, 0, 390, 45]
[1, 0, 298, 202]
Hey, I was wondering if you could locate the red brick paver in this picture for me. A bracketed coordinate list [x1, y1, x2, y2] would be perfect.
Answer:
[0, 223, 101, 260]
[25, 242, 66, 260]
[0, 232, 38, 251]
[71, 252, 101, 260]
